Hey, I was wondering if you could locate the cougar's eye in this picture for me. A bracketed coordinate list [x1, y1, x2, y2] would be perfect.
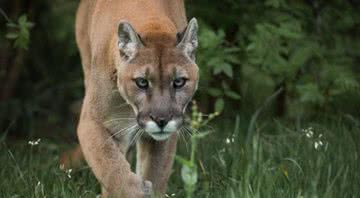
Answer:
[134, 77, 149, 89]
[173, 77, 187, 89]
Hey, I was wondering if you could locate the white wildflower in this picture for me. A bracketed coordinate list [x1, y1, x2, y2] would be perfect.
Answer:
[314, 140, 324, 150]
[302, 127, 314, 138]
[65, 169, 72, 178]
[319, 140, 323, 146]
[226, 138, 231, 144]
[306, 131, 313, 138]
[314, 142, 319, 150]
[28, 138, 41, 146]
[225, 137, 235, 144]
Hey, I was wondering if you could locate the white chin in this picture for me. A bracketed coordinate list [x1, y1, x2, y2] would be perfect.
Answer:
[144, 120, 177, 141]
[149, 132, 172, 141]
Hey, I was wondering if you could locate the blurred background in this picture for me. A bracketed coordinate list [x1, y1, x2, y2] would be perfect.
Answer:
[0, 0, 360, 197]
[1, 0, 359, 138]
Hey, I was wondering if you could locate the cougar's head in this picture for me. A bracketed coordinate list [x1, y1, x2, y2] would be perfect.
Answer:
[116, 18, 199, 141]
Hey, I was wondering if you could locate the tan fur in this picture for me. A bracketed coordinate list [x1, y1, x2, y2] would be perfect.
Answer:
[73, 0, 197, 197]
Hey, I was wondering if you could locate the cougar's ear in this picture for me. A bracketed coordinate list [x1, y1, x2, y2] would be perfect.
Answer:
[177, 18, 198, 61]
[118, 21, 144, 61]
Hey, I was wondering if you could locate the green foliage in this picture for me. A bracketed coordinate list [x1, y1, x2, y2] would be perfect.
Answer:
[1, 116, 360, 197]
[297, 83, 325, 104]
[249, 4, 360, 112]
[1, 1, 360, 196]
[5, 14, 34, 50]
[190, 0, 360, 116]
[176, 101, 218, 198]
[1, 0, 359, 135]
[0, 1, 81, 135]
[197, 24, 242, 112]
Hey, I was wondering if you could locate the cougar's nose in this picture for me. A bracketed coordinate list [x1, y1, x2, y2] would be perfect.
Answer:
[150, 114, 171, 129]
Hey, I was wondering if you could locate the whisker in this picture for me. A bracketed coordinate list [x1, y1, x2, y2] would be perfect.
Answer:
[114, 104, 131, 109]
[104, 118, 136, 124]
[189, 125, 202, 134]
[111, 89, 121, 94]
[178, 127, 189, 150]
[183, 126, 194, 137]
[135, 129, 145, 144]
[199, 124, 216, 132]
[129, 127, 142, 146]
[109, 102, 132, 110]
[103, 124, 137, 146]
[109, 114, 134, 117]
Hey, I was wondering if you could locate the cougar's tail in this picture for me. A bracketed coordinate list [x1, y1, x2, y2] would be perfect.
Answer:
[60, 144, 84, 170]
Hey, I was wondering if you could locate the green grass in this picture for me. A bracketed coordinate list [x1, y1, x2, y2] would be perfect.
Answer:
[1, 115, 359, 198]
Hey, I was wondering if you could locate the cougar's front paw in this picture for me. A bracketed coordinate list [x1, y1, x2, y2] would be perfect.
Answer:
[127, 174, 153, 198]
